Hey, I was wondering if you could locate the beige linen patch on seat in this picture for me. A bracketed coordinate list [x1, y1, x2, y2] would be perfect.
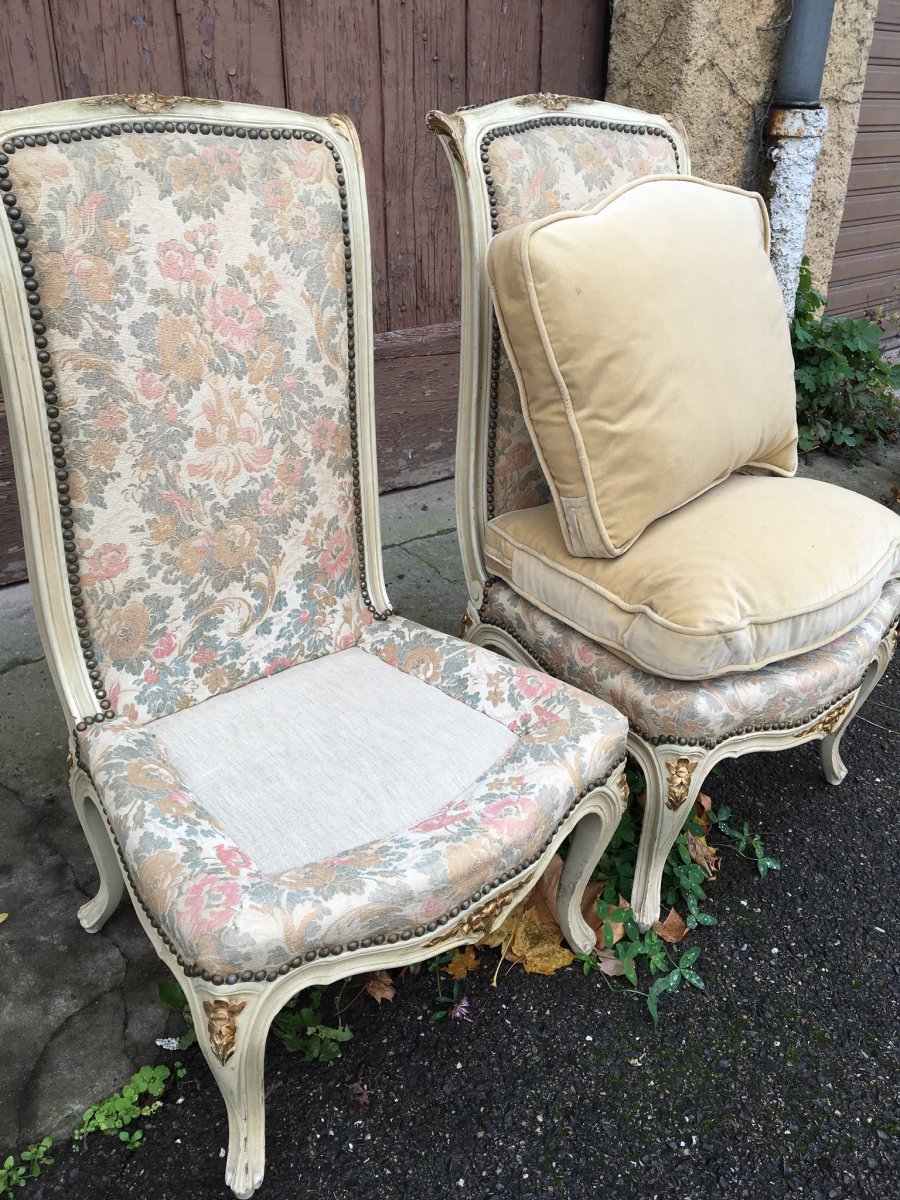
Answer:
[486, 175, 799, 558]
[149, 646, 518, 875]
[484, 476, 900, 680]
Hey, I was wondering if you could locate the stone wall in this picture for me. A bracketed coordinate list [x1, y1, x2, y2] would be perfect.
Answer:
[605, 0, 878, 292]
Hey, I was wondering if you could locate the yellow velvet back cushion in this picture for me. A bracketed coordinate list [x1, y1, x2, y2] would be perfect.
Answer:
[486, 175, 799, 559]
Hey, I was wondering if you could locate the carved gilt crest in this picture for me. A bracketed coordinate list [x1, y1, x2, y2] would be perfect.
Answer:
[665, 757, 697, 811]
[84, 93, 218, 115]
[515, 93, 595, 112]
[203, 998, 246, 1066]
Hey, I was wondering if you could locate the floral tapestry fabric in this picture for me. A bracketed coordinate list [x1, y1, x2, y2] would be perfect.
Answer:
[79, 617, 627, 976]
[480, 579, 900, 744]
[11, 131, 369, 723]
[484, 124, 680, 518]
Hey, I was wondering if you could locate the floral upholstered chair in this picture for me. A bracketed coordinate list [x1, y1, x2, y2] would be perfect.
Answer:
[0, 96, 630, 1197]
[429, 93, 900, 932]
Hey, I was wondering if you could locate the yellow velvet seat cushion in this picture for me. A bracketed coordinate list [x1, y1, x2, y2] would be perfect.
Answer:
[486, 175, 799, 559]
[483, 476, 900, 680]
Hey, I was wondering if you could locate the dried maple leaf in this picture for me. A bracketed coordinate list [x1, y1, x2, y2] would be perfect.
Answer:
[509, 906, 575, 976]
[654, 906, 689, 944]
[443, 945, 481, 981]
[347, 1081, 370, 1112]
[362, 970, 396, 1005]
[687, 831, 721, 879]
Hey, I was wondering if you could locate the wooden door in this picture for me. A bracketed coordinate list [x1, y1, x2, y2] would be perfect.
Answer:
[0, 0, 608, 585]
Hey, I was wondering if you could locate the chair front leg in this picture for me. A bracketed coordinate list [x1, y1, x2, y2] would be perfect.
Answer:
[182, 978, 274, 1200]
[556, 764, 629, 954]
[628, 737, 713, 932]
[820, 630, 897, 785]
[69, 756, 125, 933]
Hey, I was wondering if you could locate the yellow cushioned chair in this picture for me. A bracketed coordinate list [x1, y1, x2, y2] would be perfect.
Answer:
[428, 93, 900, 932]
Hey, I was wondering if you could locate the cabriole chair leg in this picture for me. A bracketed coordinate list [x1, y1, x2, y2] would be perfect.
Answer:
[820, 642, 895, 785]
[181, 980, 272, 1200]
[628, 737, 712, 932]
[556, 768, 628, 953]
[69, 759, 125, 934]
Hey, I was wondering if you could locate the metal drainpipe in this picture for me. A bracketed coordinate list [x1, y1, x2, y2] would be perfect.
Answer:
[766, 0, 836, 317]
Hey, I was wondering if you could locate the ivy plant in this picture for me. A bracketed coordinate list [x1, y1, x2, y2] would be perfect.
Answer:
[791, 256, 900, 457]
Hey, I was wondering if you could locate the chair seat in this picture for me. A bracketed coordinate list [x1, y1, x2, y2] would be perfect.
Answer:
[480, 577, 900, 746]
[78, 617, 627, 980]
[484, 475, 900, 680]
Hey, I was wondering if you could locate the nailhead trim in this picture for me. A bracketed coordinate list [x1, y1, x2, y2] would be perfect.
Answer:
[3, 119, 389, 721]
[72, 747, 625, 986]
[478, 117, 681, 520]
[477, 582, 892, 751]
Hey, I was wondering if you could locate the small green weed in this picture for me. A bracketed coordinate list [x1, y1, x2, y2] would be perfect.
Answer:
[272, 986, 352, 1061]
[73, 1064, 169, 1144]
[577, 760, 778, 1025]
[427, 953, 472, 1022]
[792, 256, 900, 457]
[709, 805, 781, 877]
[0, 1138, 53, 1198]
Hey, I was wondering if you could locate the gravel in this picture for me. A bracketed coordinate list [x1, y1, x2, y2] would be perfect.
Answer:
[27, 654, 900, 1200]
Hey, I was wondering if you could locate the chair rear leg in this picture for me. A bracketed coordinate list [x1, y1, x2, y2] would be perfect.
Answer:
[69, 759, 125, 933]
[556, 765, 629, 953]
[628, 738, 712, 932]
[820, 633, 896, 785]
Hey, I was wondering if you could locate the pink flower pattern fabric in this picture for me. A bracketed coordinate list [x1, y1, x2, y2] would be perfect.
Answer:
[484, 123, 680, 518]
[480, 579, 900, 744]
[79, 618, 627, 976]
[12, 131, 369, 723]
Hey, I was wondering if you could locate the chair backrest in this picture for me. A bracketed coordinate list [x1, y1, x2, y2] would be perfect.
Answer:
[0, 97, 389, 729]
[428, 94, 690, 608]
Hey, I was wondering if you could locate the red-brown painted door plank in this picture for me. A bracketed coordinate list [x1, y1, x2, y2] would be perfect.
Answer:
[176, 0, 286, 106]
[49, 0, 184, 97]
[379, 0, 467, 331]
[540, 0, 606, 98]
[0, 0, 60, 108]
[281, 0, 390, 332]
[466, 0, 542, 106]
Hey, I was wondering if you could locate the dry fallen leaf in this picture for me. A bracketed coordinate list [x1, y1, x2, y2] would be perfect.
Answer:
[594, 948, 626, 976]
[347, 1081, 371, 1112]
[687, 831, 721, 879]
[443, 945, 481, 981]
[654, 907, 689, 944]
[693, 793, 713, 829]
[509, 906, 575, 976]
[478, 856, 609, 979]
[0, 913, 7, 925]
[362, 970, 396, 1005]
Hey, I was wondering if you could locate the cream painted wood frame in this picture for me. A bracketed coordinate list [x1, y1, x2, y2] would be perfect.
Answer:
[0, 94, 628, 1198]
[429, 92, 899, 932]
